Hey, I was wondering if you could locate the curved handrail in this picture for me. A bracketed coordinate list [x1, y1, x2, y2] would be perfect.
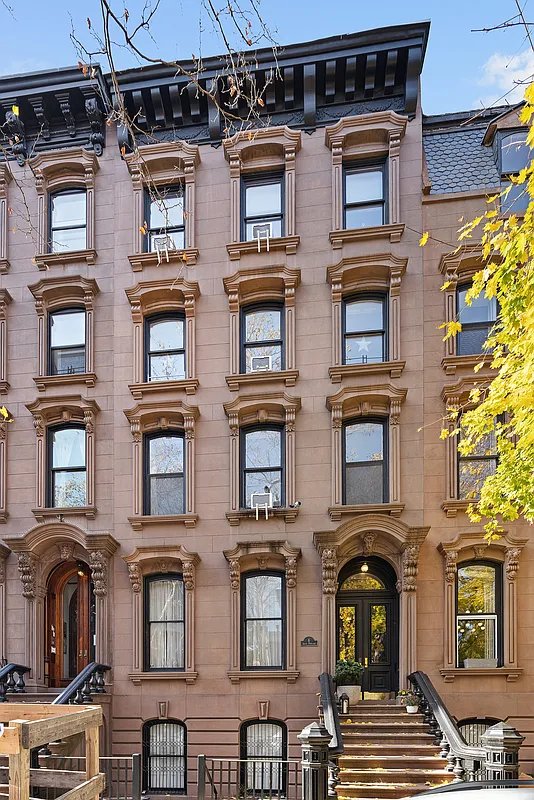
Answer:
[52, 662, 111, 705]
[409, 670, 484, 762]
[319, 672, 344, 756]
[0, 663, 31, 702]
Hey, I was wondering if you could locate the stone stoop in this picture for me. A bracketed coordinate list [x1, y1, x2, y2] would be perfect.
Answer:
[338, 703, 455, 800]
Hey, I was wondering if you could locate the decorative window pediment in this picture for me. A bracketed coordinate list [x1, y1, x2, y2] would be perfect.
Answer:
[326, 384, 407, 520]
[223, 540, 301, 683]
[325, 112, 407, 247]
[125, 141, 200, 268]
[30, 148, 99, 268]
[327, 253, 407, 381]
[0, 164, 12, 274]
[125, 278, 200, 397]
[124, 400, 199, 529]
[438, 531, 527, 683]
[223, 265, 301, 390]
[29, 275, 99, 391]
[223, 126, 301, 260]
[123, 544, 200, 684]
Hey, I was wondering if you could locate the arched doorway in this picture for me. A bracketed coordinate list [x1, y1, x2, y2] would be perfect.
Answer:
[337, 556, 398, 695]
[45, 561, 96, 687]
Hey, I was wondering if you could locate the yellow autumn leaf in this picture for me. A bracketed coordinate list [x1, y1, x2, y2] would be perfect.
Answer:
[11, 105, 19, 117]
[419, 231, 429, 247]
[440, 429, 449, 440]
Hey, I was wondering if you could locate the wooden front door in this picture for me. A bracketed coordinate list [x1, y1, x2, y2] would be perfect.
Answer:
[336, 556, 399, 695]
[46, 561, 95, 687]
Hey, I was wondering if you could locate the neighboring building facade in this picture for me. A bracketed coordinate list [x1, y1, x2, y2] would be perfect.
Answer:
[0, 19, 533, 790]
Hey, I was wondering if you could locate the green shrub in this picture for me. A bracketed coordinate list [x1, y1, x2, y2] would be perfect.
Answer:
[334, 659, 364, 685]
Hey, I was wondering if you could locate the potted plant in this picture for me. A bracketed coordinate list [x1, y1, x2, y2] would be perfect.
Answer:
[396, 689, 410, 706]
[401, 693, 420, 714]
[334, 659, 364, 707]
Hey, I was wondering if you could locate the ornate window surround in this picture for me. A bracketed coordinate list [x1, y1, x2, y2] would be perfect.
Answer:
[326, 384, 407, 520]
[0, 542, 8, 659]
[125, 278, 200, 398]
[314, 514, 429, 684]
[29, 275, 99, 391]
[26, 395, 99, 521]
[223, 126, 301, 261]
[439, 245, 496, 376]
[124, 141, 200, 269]
[30, 148, 99, 269]
[327, 253, 407, 382]
[123, 544, 200, 684]
[124, 400, 199, 530]
[223, 266, 301, 391]
[223, 392, 301, 525]
[325, 112, 407, 248]
[0, 164, 12, 274]
[438, 531, 528, 683]
[3, 522, 118, 687]
[223, 540, 301, 683]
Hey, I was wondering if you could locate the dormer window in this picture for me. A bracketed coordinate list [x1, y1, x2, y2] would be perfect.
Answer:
[146, 187, 185, 252]
[242, 175, 284, 242]
[500, 132, 529, 215]
[49, 189, 87, 253]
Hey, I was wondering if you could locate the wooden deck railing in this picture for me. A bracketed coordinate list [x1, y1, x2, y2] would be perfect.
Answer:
[0, 702, 105, 800]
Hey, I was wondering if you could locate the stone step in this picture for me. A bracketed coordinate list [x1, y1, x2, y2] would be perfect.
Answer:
[342, 706, 406, 715]
[342, 715, 422, 724]
[343, 744, 442, 757]
[339, 768, 451, 785]
[339, 755, 448, 770]
[338, 782, 450, 798]
[341, 732, 434, 745]
[341, 722, 428, 734]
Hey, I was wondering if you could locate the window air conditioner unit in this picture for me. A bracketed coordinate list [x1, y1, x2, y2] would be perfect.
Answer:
[253, 221, 272, 252]
[251, 491, 273, 520]
[153, 234, 177, 264]
[250, 355, 272, 372]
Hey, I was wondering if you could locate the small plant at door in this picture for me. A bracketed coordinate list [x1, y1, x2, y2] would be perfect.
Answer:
[401, 693, 420, 713]
[334, 659, 364, 685]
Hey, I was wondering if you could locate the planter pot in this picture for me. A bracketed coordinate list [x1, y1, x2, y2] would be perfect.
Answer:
[406, 705, 419, 714]
[338, 685, 361, 708]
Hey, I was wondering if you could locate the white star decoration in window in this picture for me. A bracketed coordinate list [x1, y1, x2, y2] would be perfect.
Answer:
[356, 337, 371, 352]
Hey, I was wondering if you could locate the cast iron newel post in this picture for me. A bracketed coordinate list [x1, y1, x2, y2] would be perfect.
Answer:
[299, 721, 332, 800]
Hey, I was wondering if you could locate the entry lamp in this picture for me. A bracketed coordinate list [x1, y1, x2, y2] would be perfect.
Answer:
[360, 562, 369, 573]
[77, 561, 86, 577]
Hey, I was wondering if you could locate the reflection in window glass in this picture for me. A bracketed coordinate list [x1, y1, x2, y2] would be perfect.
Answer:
[50, 426, 86, 508]
[457, 285, 497, 356]
[501, 133, 529, 175]
[338, 605, 356, 662]
[457, 563, 499, 668]
[340, 574, 385, 591]
[146, 435, 184, 515]
[371, 605, 387, 664]
[344, 421, 385, 505]
[147, 188, 185, 251]
[344, 298, 385, 364]
[147, 317, 186, 382]
[50, 191, 87, 253]
[243, 178, 284, 242]
[243, 428, 283, 507]
[49, 309, 86, 376]
[147, 577, 185, 670]
[458, 424, 498, 500]
[344, 167, 385, 229]
[244, 574, 284, 669]
[243, 307, 283, 372]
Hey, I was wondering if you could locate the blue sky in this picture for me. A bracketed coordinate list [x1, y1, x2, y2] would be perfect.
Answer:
[1, 0, 533, 115]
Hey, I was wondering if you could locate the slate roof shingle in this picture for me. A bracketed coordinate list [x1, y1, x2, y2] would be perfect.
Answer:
[423, 126, 501, 195]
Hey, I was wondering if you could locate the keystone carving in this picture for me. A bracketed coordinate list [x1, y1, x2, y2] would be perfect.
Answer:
[362, 532, 377, 557]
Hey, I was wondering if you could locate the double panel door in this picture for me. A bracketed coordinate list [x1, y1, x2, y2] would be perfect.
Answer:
[337, 595, 398, 693]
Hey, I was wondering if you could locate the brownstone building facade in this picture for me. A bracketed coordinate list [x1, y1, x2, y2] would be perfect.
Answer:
[0, 20, 533, 791]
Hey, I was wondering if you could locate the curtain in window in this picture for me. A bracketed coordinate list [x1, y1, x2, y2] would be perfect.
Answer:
[148, 722, 186, 791]
[245, 575, 283, 668]
[149, 579, 184, 669]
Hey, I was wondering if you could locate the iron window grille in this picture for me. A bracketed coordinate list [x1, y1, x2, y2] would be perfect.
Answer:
[240, 720, 288, 794]
[457, 418, 499, 501]
[500, 131, 530, 216]
[144, 313, 186, 382]
[241, 303, 284, 374]
[343, 418, 388, 505]
[143, 432, 185, 516]
[142, 718, 187, 793]
[241, 571, 286, 671]
[47, 423, 87, 508]
[456, 561, 503, 669]
[343, 161, 387, 229]
[145, 186, 185, 252]
[456, 283, 497, 356]
[458, 717, 501, 746]
[241, 173, 285, 242]
[48, 307, 86, 376]
[49, 189, 87, 253]
[342, 294, 387, 365]
[143, 574, 185, 672]
[241, 426, 285, 509]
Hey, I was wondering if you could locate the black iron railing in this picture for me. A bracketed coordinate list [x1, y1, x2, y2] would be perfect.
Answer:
[318, 672, 343, 799]
[0, 662, 31, 702]
[198, 756, 300, 800]
[52, 662, 110, 705]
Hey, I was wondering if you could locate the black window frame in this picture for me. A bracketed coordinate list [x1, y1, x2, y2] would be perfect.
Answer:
[343, 159, 388, 230]
[239, 719, 288, 794]
[342, 417, 388, 505]
[456, 282, 497, 357]
[240, 424, 285, 510]
[142, 718, 187, 794]
[240, 301, 285, 374]
[342, 292, 388, 366]
[48, 188, 87, 254]
[241, 172, 285, 243]
[499, 130, 530, 215]
[241, 570, 287, 671]
[457, 416, 499, 501]
[143, 573, 185, 673]
[143, 431, 186, 516]
[144, 185, 186, 253]
[48, 305, 87, 377]
[455, 560, 503, 669]
[144, 312, 186, 383]
[46, 422, 87, 509]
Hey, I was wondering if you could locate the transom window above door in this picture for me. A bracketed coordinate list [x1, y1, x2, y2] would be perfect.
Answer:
[242, 305, 284, 373]
[146, 187, 185, 252]
[343, 296, 387, 365]
[344, 419, 387, 505]
[49, 308, 86, 376]
[344, 164, 386, 229]
[145, 315, 186, 382]
[49, 189, 87, 253]
[242, 175, 284, 242]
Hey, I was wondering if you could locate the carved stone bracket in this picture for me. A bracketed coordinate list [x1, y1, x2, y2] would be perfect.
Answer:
[320, 547, 339, 595]
[18, 552, 37, 599]
[89, 550, 108, 597]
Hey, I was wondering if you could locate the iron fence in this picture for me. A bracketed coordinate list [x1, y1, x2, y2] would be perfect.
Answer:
[198, 756, 301, 800]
